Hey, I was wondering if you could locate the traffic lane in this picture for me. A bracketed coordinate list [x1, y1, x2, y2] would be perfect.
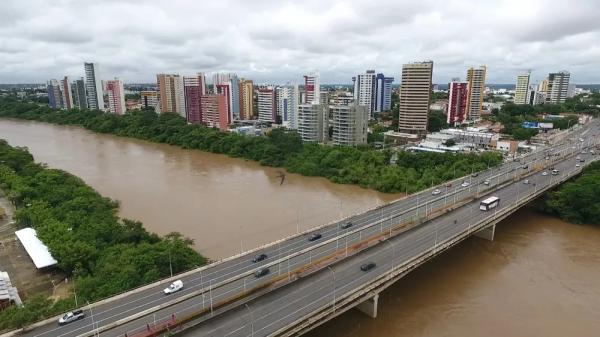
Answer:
[186, 153, 589, 336]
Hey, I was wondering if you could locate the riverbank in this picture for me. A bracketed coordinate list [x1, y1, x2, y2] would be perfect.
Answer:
[0, 140, 206, 330]
[0, 97, 503, 194]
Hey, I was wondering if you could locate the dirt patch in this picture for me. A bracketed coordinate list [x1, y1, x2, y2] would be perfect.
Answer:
[0, 193, 66, 300]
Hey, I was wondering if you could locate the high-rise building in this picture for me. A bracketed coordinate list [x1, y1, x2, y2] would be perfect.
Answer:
[157, 74, 185, 116]
[526, 86, 545, 105]
[216, 83, 232, 122]
[200, 94, 229, 130]
[331, 104, 368, 146]
[212, 73, 236, 92]
[447, 80, 468, 126]
[257, 87, 277, 122]
[303, 73, 320, 104]
[514, 73, 531, 105]
[239, 79, 254, 120]
[375, 74, 394, 113]
[140, 91, 159, 112]
[84, 62, 104, 110]
[184, 74, 206, 123]
[47, 79, 63, 109]
[105, 78, 126, 115]
[398, 61, 433, 136]
[298, 103, 328, 143]
[546, 71, 570, 104]
[277, 85, 299, 128]
[229, 75, 240, 120]
[60, 76, 73, 110]
[466, 66, 486, 121]
[353, 70, 376, 117]
[71, 78, 88, 110]
[537, 79, 549, 93]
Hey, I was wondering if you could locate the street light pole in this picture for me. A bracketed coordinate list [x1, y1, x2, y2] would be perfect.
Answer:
[245, 304, 254, 337]
[327, 266, 336, 312]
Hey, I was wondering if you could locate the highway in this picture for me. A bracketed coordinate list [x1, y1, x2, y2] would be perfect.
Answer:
[11, 120, 598, 337]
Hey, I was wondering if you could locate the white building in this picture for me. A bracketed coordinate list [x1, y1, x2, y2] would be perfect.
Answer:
[466, 66, 486, 121]
[277, 85, 299, 128]
[298, 103, 328, 143]
[303, 73, 320, 104]
[514, 73, 530, 104]
[546, 71, 570, 104]
[331, 105, 368, 146]
[257, 86, 277, 122]
[84, 62, 104, 110]
[353, 70, 376, 118]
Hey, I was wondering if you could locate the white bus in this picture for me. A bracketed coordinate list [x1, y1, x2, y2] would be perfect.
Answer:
[480, 196, 500, 211]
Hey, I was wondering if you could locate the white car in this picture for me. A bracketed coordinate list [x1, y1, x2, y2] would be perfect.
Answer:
[576, 163, 581, 167]
[523, 179, 530, 184]
[431, 189, 441, 195]
[542, 171, 548, 176]
[58, 310, 85, 326]
[461, 181, 470, 187]
[164, 280, 183, 294]
[483, 180, 490, 185]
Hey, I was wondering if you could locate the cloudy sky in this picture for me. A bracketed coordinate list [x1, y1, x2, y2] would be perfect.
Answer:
[1, 0, 600, 84]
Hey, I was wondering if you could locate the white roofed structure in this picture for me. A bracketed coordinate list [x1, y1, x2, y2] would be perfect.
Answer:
[14, 228, 58, 269]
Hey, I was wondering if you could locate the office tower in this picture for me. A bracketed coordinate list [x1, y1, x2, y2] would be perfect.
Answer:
[398, 61, 433, 136]
[140, 91, 159, 112]
[71, 78, 88, 109]
[331, 104, 368, 146]
[353, 70, 376, 117]
[375, 74, 394, 113]
[514, 73, 531, 105]
[105, 78, 126, 115]
[257, 87, 277, 122]
[303, 73, 320, 104]
[184, 74, 206, 123]
[298, 103, 328, 143]
[60, 76, 73, 109]
[84, 62, 104, 110]
[229, 75, 240, 119]
[447, 80, 468, 126]
[277, 85, 299, 128]
[200, 94, 229, 130]
[546, 71, 570, 104]
[47, 79, 63, 109]
[157, 74, 186, 116]
[239, 79, 254, 120]
[465, 66, 486, 121]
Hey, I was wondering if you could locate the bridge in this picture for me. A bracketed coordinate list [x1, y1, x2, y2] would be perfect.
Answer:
[7, 120, 599, 337]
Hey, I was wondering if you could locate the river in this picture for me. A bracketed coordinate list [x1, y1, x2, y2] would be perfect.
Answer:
[1, 119, 599, 336]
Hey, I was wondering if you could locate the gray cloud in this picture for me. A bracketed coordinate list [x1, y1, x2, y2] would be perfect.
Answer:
[1, 0, 600, 84]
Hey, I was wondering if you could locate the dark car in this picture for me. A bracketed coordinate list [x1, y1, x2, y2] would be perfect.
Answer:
[340, 222, 353, 229]
[254, 268, 270, 278]
[471, 173, 479, 177]
[58, 309, 85, 326]
[521, 165, 528, 169]
[252, 253, 267, 263]
[308, 233, 322, 241]
[360, 262, 376, 272]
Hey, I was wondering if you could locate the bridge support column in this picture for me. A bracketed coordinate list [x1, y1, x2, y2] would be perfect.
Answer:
[355, 294, 379, 318]
[474, 224, 495, 241]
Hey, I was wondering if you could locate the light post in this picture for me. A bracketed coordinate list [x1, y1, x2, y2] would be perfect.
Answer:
[168, 248, 173, 278]
[327, 266, 336, 312]
[245, 304, 254, 337]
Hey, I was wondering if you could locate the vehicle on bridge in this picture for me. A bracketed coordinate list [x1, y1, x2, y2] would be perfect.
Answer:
[461, 181, 470, 187]
[360, 262, 376, 272]
[340, 222, 353, 229]
[431, 189, 441, 195]
[252, 253, 268, 263]
[254, 268, 270, 278]
[479, 196, 500, 211]
[552, 169, 559, 175]
[58, 310, 85, 326]
[164, 280, 183, 294]
[308, 233, 322, 241]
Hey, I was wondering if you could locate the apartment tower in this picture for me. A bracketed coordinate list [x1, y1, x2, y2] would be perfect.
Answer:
[84, 62, 104, 110]
[514, 73, 531, 105]
[465, 66, 486, 120]
[105, 78, 126, 115]
[184, 73, 206, 123]
[239, 79, 254, 119]
[546, 71, 570, 104]
[353, 70, 376, 118]
[397, 61, 433, 136]
[303, 73, 320, 104]
[157, 74, 185, 116]
[257, 87, 277, 122]
[447, 80, 468, 126]
[331, 104, 368, 146]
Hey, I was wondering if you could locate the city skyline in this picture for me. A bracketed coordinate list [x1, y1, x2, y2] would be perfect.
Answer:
[2, 0, 600, 84]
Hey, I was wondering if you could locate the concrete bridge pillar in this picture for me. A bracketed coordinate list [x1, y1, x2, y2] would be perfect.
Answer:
[474, 224, 496, 241]
[355, 293, 379, 318]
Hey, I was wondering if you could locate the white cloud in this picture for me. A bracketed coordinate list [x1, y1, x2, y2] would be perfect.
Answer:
[1, 0, 600, 84]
